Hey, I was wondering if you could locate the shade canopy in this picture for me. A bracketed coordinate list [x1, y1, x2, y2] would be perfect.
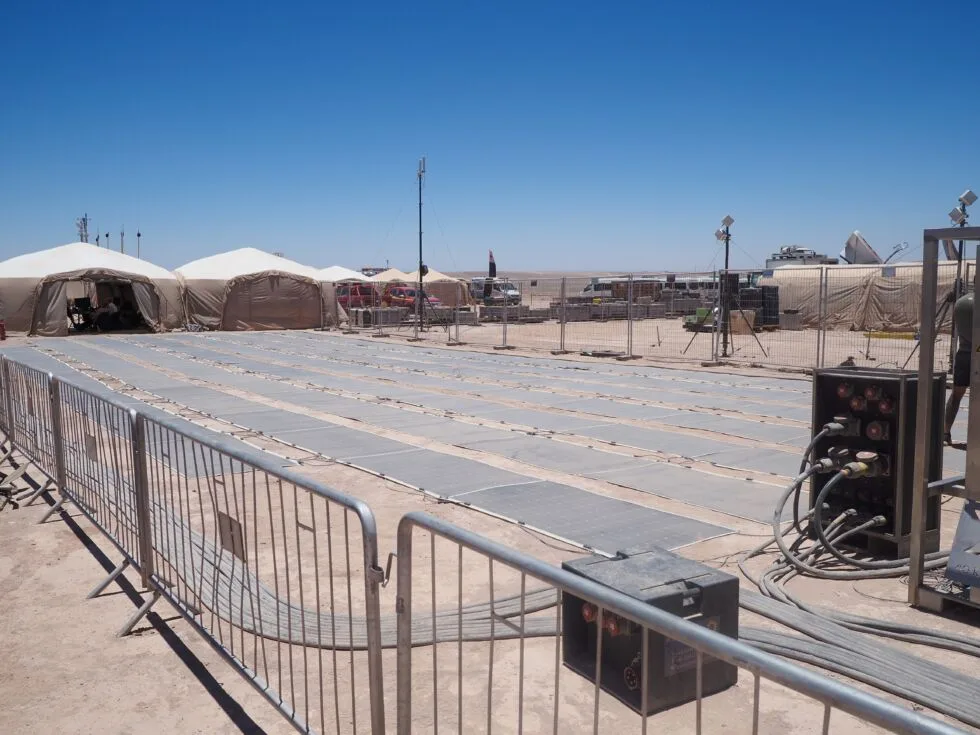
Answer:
[0, 242, 184, 336]
[175, 248, 341, 331]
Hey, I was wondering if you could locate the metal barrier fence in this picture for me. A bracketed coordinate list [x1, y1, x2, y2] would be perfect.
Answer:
[396, 512, 964, 735]
[0, 355, 386, 735]
[0, 355, 972, 733]
[340, 266, 973, 373]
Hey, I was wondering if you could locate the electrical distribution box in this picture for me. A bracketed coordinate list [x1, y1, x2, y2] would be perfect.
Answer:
[810, 367, 946, 557]
[562, 545, 738, 715]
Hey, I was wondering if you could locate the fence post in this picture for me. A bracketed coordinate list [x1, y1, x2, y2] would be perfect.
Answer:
[49, 377, 67, 490]
[360, 517, 387, 734]
[817, 267, 828, 369]
[453, 283, 461, 344]
[711, 271, 721, 362]
[2, 357, 15, 448]
[559, 277, 567, 353]
[129, 411, 155, 587]
[626, 274, 634, 357]
[496, 290, 513, 351]
[395, 519, 415, 734]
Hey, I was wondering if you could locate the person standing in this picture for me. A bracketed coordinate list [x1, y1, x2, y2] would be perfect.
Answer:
[945, 291, 974, 444]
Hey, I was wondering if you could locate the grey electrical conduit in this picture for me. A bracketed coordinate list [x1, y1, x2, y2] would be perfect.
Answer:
[758, 470, 980, 652]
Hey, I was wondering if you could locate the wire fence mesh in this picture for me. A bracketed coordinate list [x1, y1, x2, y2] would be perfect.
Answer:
[335, 266, 972, 374]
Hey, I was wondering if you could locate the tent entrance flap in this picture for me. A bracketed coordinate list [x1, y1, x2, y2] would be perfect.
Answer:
[221, 274, 323, 331]
[31, 277, 162, 336]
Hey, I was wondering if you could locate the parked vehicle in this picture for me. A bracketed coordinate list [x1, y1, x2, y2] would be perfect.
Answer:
[383, 286, 442, 309]
[470, 278, 520, 305]
[336, 283, 380, 309]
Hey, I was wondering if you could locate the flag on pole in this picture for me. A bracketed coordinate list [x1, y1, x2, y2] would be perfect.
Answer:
[489, 250, 497, 279]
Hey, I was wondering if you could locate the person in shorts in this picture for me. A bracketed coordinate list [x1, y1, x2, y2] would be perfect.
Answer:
[945, 291, 974, 444]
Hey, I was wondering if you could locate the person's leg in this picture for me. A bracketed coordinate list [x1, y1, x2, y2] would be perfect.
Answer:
[945, 350, 971, 442]
[945, 387, 966, 440]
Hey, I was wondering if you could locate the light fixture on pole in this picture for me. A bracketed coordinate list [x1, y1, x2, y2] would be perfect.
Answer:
[412, 156, 427, 341]
[715, 215, 735, 357]
[136, 230, 142, 259]
[947, 189, 975, 371]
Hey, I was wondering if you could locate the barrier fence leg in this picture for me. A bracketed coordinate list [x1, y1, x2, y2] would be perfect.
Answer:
[118, 590, 161, 637]
[18, 478, 53, 506]
[88, 558, 131, 599]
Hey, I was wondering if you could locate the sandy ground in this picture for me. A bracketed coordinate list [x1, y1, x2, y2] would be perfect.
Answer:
[0, 331, 977, 734]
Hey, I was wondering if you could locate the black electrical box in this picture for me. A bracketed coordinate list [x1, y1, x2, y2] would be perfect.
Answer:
[810, 367, 946, 557]
[561, 545, 739, 715]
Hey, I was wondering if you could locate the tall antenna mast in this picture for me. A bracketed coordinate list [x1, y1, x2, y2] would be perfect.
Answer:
[120, 226, 125, 254]
[75, 213, 90, 243]
[415, 156, 426, 340]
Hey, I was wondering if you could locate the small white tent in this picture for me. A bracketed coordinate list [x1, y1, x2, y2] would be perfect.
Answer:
[0, 243, 184, 336]
[176, 248, 341, 331]
[318, 265, 369, 282]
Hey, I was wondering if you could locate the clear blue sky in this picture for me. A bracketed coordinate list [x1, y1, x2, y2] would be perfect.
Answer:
[2, 1, 978, 273]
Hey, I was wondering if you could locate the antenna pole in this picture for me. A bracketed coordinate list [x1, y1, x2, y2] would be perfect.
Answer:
[416, 156, 426, 339]
[120, 226, 125, 255]
[137, 230, 141, 259]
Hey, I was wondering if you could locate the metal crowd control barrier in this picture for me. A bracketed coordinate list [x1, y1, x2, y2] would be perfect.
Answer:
[0, 358, 58, 508]
[396, 512, 963, 735]
[0, 356, 386, 735]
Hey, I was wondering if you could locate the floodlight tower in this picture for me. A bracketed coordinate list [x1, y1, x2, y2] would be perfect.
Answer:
[715, 215, 735, 357]
[415, 156, 427, 340]
[947, 189, 976, 369]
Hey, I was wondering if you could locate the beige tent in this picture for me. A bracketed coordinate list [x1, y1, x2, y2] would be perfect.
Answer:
[0, 243, 184, 336]
[176, 248, 342, 331]
[402, 268, 474, 307]
[759, 261, 973, 332]
[369, 268, 412, 283]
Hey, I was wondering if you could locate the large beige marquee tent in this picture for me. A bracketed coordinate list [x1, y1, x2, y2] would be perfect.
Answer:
[0, 242, 184, 336]
[759, 261, 974, 332]
[176, 248, 342, 331]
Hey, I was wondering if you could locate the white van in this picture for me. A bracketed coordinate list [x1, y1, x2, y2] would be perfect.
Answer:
[580, 281, 614, 299]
